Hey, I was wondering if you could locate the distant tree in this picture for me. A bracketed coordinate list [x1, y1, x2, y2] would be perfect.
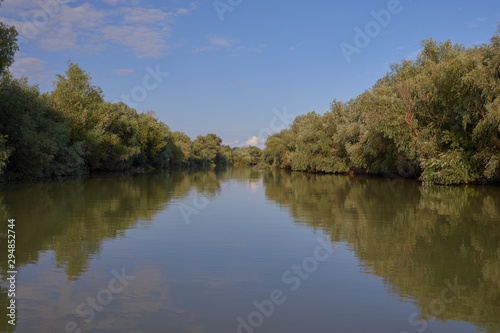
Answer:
[192, 133, 227, 166]
[232, 146, 263, 166]
[263, 129, 295, 169]
[137, 111, 173, 169]
[171, 131, 194, 166]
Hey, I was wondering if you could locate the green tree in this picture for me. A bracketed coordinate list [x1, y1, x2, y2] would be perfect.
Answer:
[50, 62, 144, 171]
[137, 111, 173, 169]
[171, 131, 194, 166]
[0, 74, 79, 179]
[232, 146, 262, 166]
[192, 133, 227, 166]
[50, 61, 110, 170]
[263, 26, 500, 185]
[0, 20, 18, 76]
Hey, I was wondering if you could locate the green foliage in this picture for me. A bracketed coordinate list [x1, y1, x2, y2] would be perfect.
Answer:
[0, 21, 18, 76]
[2, 26, 500, 184]
[232, 146, 262, 166]
[171, 131, 195, 166]
[137, 111, 173, 169]
[0, 58, 233, 181]
[263, 27, 500, 185]
[0, 134, 11, 174]
[263, 129, 295, 169]
[420, 150, 475, 185]
[0, 74, 83, 179]
[192, 133, 228, 166]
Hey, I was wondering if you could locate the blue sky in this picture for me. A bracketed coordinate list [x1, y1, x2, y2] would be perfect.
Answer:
[1, 0, 499, 147]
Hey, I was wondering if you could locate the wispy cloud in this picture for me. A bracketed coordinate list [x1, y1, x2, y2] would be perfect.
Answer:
[100, 0, 141, 6]
[113, 68, 134, 75]
[10, 54, 52, 84]
[100, 25, 171, 58]
[467, 17, 488, 29]
[235, 44, 267, 53]
[289, 42, 304, 51]
[208, 34, 232, 47]
[406, 49, 420, 61]
[0, 0, 196, 58]
[196, 34, 266, 55]
[223, 139, 240, 147]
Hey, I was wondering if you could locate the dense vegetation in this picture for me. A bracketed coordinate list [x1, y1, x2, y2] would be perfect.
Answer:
[0, 21, 263, 181]
[2, 15, 499, 184]
[263, 28, 500, 185]
[0, 62, 239, 181]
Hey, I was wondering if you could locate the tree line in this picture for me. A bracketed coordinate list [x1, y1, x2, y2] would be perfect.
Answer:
[263, 27, 500, 185]
[0, 20, 264, 181]
[2, 13, 499, 184]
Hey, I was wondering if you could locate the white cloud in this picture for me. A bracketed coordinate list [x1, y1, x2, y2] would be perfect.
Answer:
[100, 25, 171, 58]
[196, 35, 266, 54]
[195, 45, 213, 53]
[100, 0, 141, 6]
[245, 136, 265, 147]
[0, 1, 193, 58]
[113, 68, 134, 75]
[208, 35, 232, 47]
[222, 139, 240, 147]
[10, 55, 52, 84]
[121, 7, 174, 24]
[235, 43, 266, 53]
[405, 49, 420, 61]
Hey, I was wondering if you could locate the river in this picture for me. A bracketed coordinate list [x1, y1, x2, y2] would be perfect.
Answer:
[0, 167, 499, 332]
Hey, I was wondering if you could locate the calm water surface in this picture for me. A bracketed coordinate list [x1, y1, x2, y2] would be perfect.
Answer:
[0, 168, 499, 333]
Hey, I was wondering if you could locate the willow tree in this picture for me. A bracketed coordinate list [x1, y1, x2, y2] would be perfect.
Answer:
[0, 75, 74, 179]
[0, 20, 18, 76]
[192, 133, 227, 166]
[50, 62, 144, 171]
[137, 111, 174, 169]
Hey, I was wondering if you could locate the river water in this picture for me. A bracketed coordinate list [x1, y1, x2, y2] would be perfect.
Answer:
[0, 167, 499, 333]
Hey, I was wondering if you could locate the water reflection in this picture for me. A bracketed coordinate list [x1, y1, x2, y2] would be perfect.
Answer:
[262, 169, 500, 333]
[0, 170, 228, 332]
[0, 168, 498, 332]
